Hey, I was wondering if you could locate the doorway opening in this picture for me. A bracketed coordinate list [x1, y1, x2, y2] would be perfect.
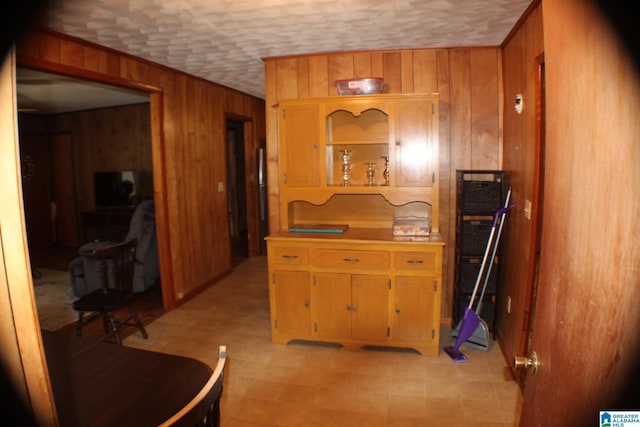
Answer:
[226, 119, 249, 266]
[16, 67, 163, 330]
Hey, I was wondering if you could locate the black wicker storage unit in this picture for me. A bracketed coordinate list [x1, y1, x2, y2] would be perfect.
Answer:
[453, 170, 507, 333]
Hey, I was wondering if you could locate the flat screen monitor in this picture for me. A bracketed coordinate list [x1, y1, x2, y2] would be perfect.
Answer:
[94, 171, 144, 208]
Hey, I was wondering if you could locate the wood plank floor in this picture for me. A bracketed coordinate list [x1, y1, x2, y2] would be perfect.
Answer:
[125, 256, 523, 427]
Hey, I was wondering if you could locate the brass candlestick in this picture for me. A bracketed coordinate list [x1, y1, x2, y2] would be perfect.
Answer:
[342, 149, 352, 186]
[366, 162, 376, 186]
[381, 156, 390, 186]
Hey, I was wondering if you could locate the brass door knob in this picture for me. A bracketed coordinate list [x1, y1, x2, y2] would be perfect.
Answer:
[513, 351, 538, 376]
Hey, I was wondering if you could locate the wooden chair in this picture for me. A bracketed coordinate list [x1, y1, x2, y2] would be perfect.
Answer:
[159, 345, 227, 427]
[72, 238, 149, 345]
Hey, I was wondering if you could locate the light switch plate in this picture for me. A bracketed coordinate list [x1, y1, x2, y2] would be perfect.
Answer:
[524, 199, 532, 220]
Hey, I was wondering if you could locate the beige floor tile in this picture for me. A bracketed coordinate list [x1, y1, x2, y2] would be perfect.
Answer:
[124, 256, 522, 427]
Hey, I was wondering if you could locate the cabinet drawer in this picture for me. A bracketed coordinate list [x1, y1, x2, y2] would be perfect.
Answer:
[314, 249, 389, 270]
[394, 251, 437, 272]
[270, 246, 309, 266]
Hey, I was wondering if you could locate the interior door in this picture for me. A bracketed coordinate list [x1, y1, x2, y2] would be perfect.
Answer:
[226, 119, 248, 265]
[518, 1, 640, 424]
[51, 132, 79, 247]
[19, 132, 51, 249]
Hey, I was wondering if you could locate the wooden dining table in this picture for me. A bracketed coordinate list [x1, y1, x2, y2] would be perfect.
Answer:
[42, 330, 215, 427]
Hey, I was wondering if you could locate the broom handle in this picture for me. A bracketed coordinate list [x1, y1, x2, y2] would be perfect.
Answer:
[475, 189, 514, 314]
[466, 209, 501, 310]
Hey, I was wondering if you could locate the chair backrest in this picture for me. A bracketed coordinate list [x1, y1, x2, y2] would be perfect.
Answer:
[158, 345, 227, 427]
[126, 199, 160, 292]
[93, 238, 137, 294]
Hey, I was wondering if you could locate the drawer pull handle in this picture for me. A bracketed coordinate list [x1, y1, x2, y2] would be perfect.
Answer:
[282, 255, 299, 260]
[346, 305, 358, 311]
[407, 260, 424, 265]
[343, 258, 360, 263]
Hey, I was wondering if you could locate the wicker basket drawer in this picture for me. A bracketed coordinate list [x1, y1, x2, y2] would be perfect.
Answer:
[458, 218, 493, 255]
[456, 256, 498, 293]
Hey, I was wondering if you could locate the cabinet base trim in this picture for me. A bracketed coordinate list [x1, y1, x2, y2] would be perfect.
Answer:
[271, 336, 439, 356]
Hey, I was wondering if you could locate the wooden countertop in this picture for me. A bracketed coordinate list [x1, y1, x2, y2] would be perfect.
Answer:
[266, 227, 444, 245]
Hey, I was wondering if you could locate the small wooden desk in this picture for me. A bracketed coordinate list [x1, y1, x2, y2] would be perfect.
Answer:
[42, 331, 216, 427]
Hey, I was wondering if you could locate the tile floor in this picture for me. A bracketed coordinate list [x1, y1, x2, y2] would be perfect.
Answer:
[125, 256, 522, 427]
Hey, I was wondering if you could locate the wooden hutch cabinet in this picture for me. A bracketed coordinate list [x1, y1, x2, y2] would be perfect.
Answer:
[267, 94, 443, 355]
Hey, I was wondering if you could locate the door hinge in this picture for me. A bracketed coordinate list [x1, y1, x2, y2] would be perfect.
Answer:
[274, 319, 278, 329]
[432, 329, 435, 339]
[314, 322, 318, 332]
[387, 326, 390, 337]
[284, 173, 287, 184]
[271, 273, 275, 283]
[388, 279, 392, 289]
[432, 103, 435, 115]
[434, 280, 438, 291]
[282, 109, 286, 119]
[312, 275, 316, 286]
[432, 172, 435, 184]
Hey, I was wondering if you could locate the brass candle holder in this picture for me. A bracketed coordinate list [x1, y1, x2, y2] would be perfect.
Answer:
[381, 156, 390, 186]
[342, 148, 352, 186]
[365, 162, 376, 186]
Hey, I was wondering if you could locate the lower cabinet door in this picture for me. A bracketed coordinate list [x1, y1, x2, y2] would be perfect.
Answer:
[313, 272, 389, 342]
[351, 274, 390, 341]
[313, 272, 351, 339]
[270, 270, 311, 339]
[392, 275, 436, 343]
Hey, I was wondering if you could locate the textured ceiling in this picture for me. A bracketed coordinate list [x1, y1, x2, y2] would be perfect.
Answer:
[42, 0, 531, 100]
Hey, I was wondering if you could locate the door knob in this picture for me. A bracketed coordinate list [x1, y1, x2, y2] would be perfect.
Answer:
[513, 351, 538, 376]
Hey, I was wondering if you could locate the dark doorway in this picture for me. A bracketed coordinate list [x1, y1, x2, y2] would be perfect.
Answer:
[226, 119, 249, 266]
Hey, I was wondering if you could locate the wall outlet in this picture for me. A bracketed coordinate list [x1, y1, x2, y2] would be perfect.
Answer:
[507, 296, 512, 314]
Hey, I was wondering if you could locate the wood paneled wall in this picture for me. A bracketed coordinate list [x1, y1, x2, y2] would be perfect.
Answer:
[49, 103, 154, 211]
[16, 29, 266, 307]
[20, 103, 152, 214]
[264, 48, 503, 319]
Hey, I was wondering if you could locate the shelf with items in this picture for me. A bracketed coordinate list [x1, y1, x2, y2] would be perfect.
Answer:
[326, 144, 389, 187]
[325, 99, 391, 188]
[286, 194, 432, 230]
